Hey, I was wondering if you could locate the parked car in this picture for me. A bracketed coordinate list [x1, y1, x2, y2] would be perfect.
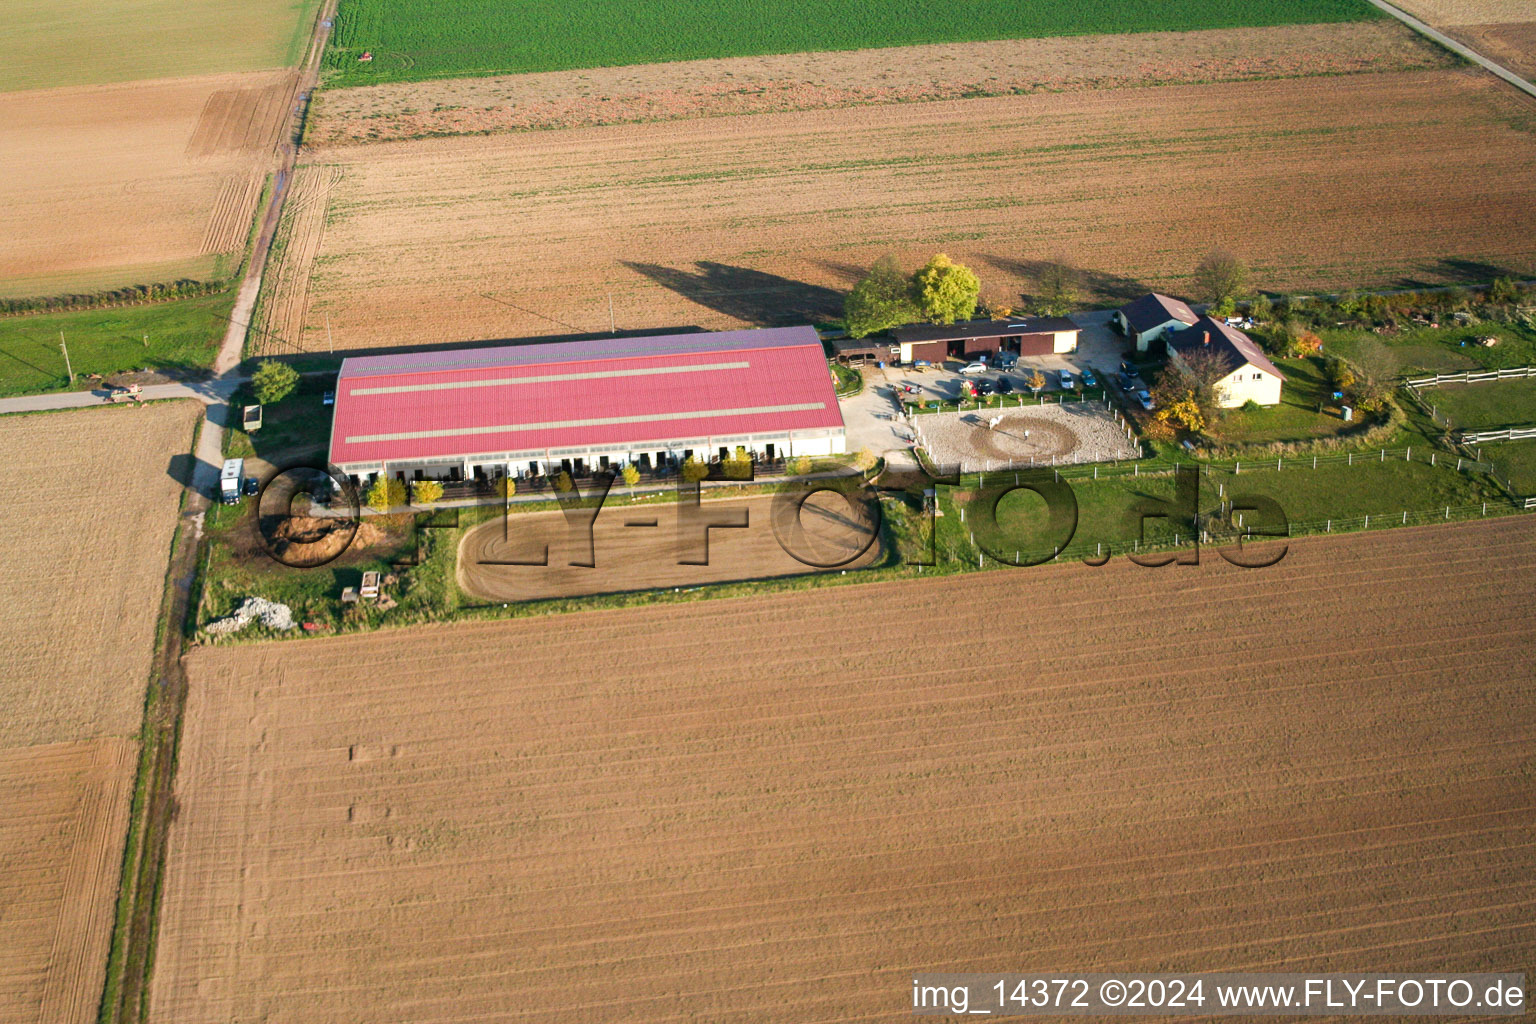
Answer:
[1080, 368, 1098, 388]
[1118, 373, 1136, 391]
[976, 379, 996, 396]
[322, 390, 335, 406]
[959, 362, 988, 375]
[242, 477, 259, 497]
[996, 377, 1014, 394]
[1136, 389, 1155, 411]
[1059, 370, 1075, 390]
[1119, 360, 1137, 377]
[994, 352, 1018, 369]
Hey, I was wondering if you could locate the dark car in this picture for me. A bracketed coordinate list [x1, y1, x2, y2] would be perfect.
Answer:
[996, 377, 1014, 394]
[242, 477, 259, 497]
[1080, 368, 1098, 388]
[976, 379, 996, 396]
[1117, 373, 1137, 391]
[322, 390, 335, 406]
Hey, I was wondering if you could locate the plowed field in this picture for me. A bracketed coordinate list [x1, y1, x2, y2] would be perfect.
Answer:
[1390, 0, 1536, 83]
[150, 517, 1536, 1023]
[270, 71, 1536, 352]
[0, 401, 199, 1024]
[0, 71, 292, 298]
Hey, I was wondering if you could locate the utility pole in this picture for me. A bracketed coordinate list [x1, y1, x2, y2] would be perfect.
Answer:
[607, 293, 616, 334]
[325, 312, 334, 354]
[59, 331, 74, 384]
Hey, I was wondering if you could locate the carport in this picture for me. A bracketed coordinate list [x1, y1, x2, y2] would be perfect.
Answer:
[891, 317, 1081, 364]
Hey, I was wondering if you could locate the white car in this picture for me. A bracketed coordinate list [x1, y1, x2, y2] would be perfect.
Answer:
[959, 362, 988, 375]
[1058, 370, 1075, 390]
[1136, 389, 1156, 411]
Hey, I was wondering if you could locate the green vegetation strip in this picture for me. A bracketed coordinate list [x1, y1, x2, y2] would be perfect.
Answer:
[323, 0, 1381, 85]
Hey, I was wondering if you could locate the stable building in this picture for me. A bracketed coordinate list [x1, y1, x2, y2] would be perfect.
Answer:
[890, 317, 1080, 364]
[1114, 293, 1199, 352]
[328, 326, 846, 484]
[1167, 316, 1286, 408]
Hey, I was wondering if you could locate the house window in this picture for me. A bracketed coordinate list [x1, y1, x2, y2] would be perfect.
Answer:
[1253, 372, 1262, 380]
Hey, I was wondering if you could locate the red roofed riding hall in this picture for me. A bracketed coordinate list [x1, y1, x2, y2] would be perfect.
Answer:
[328, 326, 846, 485]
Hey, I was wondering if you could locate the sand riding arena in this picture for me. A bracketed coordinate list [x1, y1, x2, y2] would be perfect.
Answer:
[909, 400, 1139, 472]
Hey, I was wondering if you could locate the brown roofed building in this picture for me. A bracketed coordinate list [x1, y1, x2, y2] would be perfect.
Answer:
[1166, 316, 1286, 408]
[1114, 293, 1199, 352]
[889, 317, 1080, 364]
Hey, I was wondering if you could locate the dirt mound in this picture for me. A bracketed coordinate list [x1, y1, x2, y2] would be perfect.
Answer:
[260, 515, 382, 563]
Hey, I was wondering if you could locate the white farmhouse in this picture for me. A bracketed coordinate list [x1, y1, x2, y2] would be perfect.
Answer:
[1114, 292, 1199, 352]
[1166, 316, 1285, 408]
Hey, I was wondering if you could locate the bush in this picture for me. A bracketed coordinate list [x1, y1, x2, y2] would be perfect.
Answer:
[789, 455, 813, 477]
[722, 446, 753, 480]
[854, 446, 878, 472]
[494, 477, 516, 499]
[1241, 399, 1262, 413]
[251, 360, 300, 405]
[553, 470, 574, 493]
[1247, 294, 1273, 323]
[366, 477, 406, 512]
[412, 479, 444, 504]
[681, 457, 709, 483]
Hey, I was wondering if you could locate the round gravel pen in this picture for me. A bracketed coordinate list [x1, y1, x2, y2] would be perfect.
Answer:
[909, 401, 1139, 472]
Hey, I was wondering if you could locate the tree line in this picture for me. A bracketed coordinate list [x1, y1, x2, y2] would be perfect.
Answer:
[0, 277, 228, 317]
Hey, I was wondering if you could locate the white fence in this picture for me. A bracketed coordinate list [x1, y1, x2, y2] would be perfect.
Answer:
[1404, 366, 1536, 389]
[1459, 426, 1536, 444]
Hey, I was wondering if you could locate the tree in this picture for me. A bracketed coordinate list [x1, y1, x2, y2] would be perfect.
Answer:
[1192, 250, 1249, 306]
[1348, 339, 1398, 412]
[495, 476, 516, 499]
[1027, 369, 1046, 394]
[844, 255, 918, 338]
[1489, 276, 1521, 305]
[910, 254, 980, 325]
[366, 477, 405, 513]
[553, 470, 574, 493]
[1247, 293, 1273, 323]
[1158, 346, 1230, 420]
[1032, 258, 1080, 316]
[251, 359, 299, 405]
[681, 457, 709, 483]
[621, 463, 640, 490]
[412, 479, 444, 505]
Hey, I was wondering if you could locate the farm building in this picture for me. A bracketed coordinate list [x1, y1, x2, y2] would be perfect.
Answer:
[1114, 293, 1199, 352]
[327, 326, 846, 484]
[890, 317, 1080, 364]
[1167, 316, 1286, 408]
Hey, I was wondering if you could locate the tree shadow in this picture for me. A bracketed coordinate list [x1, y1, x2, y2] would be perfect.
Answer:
[166, 452, 198, 489]
[622, 261, 845, 326]
[981, 256, 1153, 306]
[1393, 258, 1526, 290]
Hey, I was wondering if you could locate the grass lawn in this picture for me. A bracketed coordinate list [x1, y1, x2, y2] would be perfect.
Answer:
[964, 456, 1499, 562]
[223, 373, 336, 466]
[1417, 379, 1536, 432]
[0, 291, 236, 397]
[322, 0, 1382, 85]
[1204, 356, 1362, 445]
[1325, 321, 1536, 376]
[3, 0, 322, 92]
[1481, 443, 1536, 495]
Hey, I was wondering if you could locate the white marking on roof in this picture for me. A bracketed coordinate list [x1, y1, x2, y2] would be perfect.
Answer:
[349, 360, 750, 396]
[345, 403, 828, 445]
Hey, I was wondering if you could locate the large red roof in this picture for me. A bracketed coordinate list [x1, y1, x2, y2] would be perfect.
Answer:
[328, 326, 843, 467]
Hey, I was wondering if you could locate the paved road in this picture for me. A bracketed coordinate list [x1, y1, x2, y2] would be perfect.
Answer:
[1366, 0, 1536, 100]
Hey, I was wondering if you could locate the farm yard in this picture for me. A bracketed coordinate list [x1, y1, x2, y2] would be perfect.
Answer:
[258, 71, 1536, 354]
[321, 0, 1384, 85]
[304, 21, 1448, 145]
[150, 517, 1536, 1023]
[0, 402, 201, 1024]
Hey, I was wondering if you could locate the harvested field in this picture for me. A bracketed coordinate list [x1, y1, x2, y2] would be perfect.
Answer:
[250, 165, 344, 356]
[913, 403, 1139, 472]
[0, 738, 138, 1024]
[458, 494, 881, 602]
[0, 402, 199, 747]
[0, 401, 199, 1024]
[1391, 0, 1533, 23]
[1445, 22, 1536, 82]
[306, 22, 1448, 146]
[2, 0, 320, 93]
[0, 72, 291, 297]
[151, 517, 1536, 1022]
[276, 71, 1536, 352]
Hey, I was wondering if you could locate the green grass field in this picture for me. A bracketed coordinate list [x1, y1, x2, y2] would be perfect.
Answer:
[3, 0, 321, 92]
[1326, 322, 1536, 376]
[1206, 356, 1359, 445]
[1420, 378, 1536, 432]
[0, 292, 235, 396]
[1481, 442, 1536, 495]
[322, 0, 1382, 85]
